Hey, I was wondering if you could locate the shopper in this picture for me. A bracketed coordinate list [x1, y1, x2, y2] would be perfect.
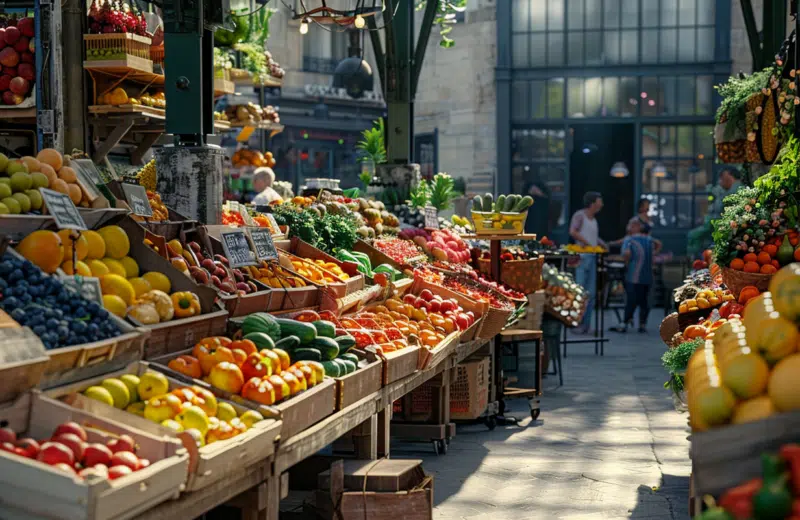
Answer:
[610, 219, 662, 333]
[609, 198, 654, 248]
[251, 167, 282, 205]
[569, 191, 606, 334]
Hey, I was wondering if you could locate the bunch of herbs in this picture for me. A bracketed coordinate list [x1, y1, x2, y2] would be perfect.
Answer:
[715, 68, 772, 141]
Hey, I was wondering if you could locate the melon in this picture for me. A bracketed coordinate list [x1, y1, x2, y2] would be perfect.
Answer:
[97, 225, 130, 259]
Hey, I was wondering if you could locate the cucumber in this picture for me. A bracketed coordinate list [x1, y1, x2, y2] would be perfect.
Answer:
[311, 320, 336, 338]
[338, 359, 357, 375]
[293, 348, 322, 362]
[274, 318, 317, 344]
[482, 193, 493, 213]
[339, 352, 359, 365]
[321, 360, 341, 378]
[274, 335, 301, 351]
[472, 195, 484, 212]
[504, 194, 518, 212]
[495, 195, 505, 214]
[243, 332, 275, 350]
[513, 195, 534, 212]
[334, 334, 356, 354]
[309, 336, 340, 360]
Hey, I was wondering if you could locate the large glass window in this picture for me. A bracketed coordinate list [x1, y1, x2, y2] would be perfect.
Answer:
[511, 0, 716, 67]
[641, 124, 715, 229]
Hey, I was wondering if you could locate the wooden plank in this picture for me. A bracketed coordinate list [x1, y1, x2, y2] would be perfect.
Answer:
[130, 132, 162, 165]
[459, 233, 537, 241]
[377, 404, 392, 457]
[318, 459, 426, 493]
[92, 117, 136, 163]
[0, 107, 36, 119]
[352, 414, 378, 460]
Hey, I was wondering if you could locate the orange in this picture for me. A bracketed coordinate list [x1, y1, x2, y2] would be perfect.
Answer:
[21, 156, 41, 173]
[743, 253, 758, 263]
[738, 286, 761, 305]
[57, 229, 89, 261]
[57, 166, 77, 183]
[16, 230, 64, 273]
[38, 163, 57, 186]
[50, 178, 69, 195]
[757, 252, 772, 265]
[729, 258, 745, 270]
[743, 261, 760, 273]
[773, 259, 781, 269]
[763, 244, 778, 257]
[67, 184, 82, 205]
[794, 248, 800, 262]
[36, 148, 63, 171]
[760, 264, 777, 274]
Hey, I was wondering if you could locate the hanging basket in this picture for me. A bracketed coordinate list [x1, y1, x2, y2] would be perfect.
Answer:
[720, 267, 773, 299]
[715, 92, 768, 164]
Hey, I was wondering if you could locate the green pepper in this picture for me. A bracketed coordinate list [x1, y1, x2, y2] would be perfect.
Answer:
[752, 455, 793, 520]
[350, 251, 373, 271]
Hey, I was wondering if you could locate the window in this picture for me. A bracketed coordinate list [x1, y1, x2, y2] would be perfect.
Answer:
[302, 28, 349, 73]
[641, 124, 715, 229]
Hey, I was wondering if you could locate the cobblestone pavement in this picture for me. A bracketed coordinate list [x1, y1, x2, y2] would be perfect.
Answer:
[398, 312, 691, 520]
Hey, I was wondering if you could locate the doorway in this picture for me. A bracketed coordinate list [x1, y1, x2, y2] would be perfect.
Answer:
[569, 123, 635, 243]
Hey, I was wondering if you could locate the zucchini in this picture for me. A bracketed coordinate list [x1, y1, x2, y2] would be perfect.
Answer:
[309, 336, 340, 360]
[243, 332, 275, 350]
[482, 193, 493, 213]
[513, 195, 534, 212]
[334, 334, 356, 354]
[472, 195, 483, 212]
[293, 348, 322, 362]
[321, 360, 341, 378]
[274, 335, 301, 351]
[504, 194, 518, 212]
[311, 320, 337, 338]
[274, 317, 317, 344]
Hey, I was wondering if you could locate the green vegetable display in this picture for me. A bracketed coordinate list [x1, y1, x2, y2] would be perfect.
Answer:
[272, 204, 358, 254]
[472, 193, 533, 213]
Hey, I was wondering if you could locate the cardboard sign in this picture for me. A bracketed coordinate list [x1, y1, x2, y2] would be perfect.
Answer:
[121, 183, 153, 217]
[219, 229, 257, 267]
[60, 275, 103, 304]
[424, 206, 439, 229]
[71, 159, 102, 201]
[39, 188, 87, 230]
[0, 327, 47, 364]
[249, 227, 278, 261]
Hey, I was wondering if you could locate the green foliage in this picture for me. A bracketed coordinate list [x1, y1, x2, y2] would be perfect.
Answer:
[715, 68, 772, 140]
[235, 42, 268, 78]
[272, 204, 319, 245]
[662, 338, 704, 374]
[356, 119, 387, 165]
[271, 204, 358, 254]
[754, 135, 800, 211]
[214, 47, 233, 70]
[429, 173, 457, 211]
[359, 170, 373, 190]
[416, 0, 467, 48]
[248, 7, 275, 47]
[711, 186, 767, 266]
[409, 179, 430, 208]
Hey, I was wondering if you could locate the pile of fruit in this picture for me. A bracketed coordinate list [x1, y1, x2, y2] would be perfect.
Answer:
[239, 261, 309, 289]
[231, 149, 275, 169]
[96, 88, 165, 109]
[478, 247, 532, 263]
[686, 265, 800, 432]
[81, 370, 265, 446]
[398, 228, 471, 264]
[224, 103, 280, 126]
[564, 244, 606, 254]
[542, 263, 588, 325]
[677, 287, 736, 314]
[372, 237, 426, 265]
[264, 50, 284, 80]
[0, 251, 121, 349]
[168, 239, 262, 297]
[471, 193, 533, 214]
[0, 16, 35, 106]
[0, 421, 152, 480]
[86, 0, 148, 36]
[727, 233, 800, 274]
[0, 149, 89, 212]
[288, 257, 350, 284]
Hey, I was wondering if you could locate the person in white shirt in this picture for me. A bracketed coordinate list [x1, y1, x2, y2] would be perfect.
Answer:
[251, 167, 282, 205]
[569, 191, 606, 334]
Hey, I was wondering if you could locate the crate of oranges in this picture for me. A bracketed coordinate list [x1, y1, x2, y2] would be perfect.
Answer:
[278, 237, 365, 296]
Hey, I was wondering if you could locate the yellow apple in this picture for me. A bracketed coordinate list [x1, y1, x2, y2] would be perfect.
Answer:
[161, 419, 184, 432]
[144, 394, 182, 423]
[239, 410, 264, 428]
[138, 372, 169, 400]
[216, 402, 237, 422]
[176, 405, 210, 436]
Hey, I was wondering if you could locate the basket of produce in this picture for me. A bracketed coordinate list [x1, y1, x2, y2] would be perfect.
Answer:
[720, 267, 773, 299]
[477, 249, 544, 294]
[470, 193, 532, 235]
[541, 263, 588, 327]
[84, 32, 153, 71]
[150, 44, 164, 68]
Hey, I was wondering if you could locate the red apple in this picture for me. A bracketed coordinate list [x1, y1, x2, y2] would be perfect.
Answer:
[0, 29, 5, 49]
[106, 434, 135, 454]
[403, 293, 417, 304]
[0, 47, 18, 68]
[15, 438, 40, 458]
[137, 458, 151, 470]
[0, 427, 16, 444]
[37, 442, 75, 466]
[3, 26, 20, 45]
[17, 18, 34, 38]
[83, 443, 112, 467]
[455, 313, 470, 331]
[20, 50, 33, 64]
[0, 441, 16, 454]
[13, 36, 28, 53]
[9, 76, 28, 95]
[110, 451, 139, 471]
[0, 74, 10, 91]
[17, 62, 33, 81]
[53, 422, 88, 442]
[13, 447, 29, 458]
[53, 433, 86, 463]
[419, 289, 434, 302]
[108, 465, 133, 480]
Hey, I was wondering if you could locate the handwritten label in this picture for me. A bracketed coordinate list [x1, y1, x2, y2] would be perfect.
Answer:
[71, 159, 102, 200]
[121, 183, 153, 217]
[249, 227, 278, 261]
[266, 214, 281, 235]
[424, 206, 439, 229]
[239, 205, 255, 226]
[220, 230, 257, 268]
[0, 327, 47, 364]
[60, 275, 103, 304]
[39, 188, 87, 230]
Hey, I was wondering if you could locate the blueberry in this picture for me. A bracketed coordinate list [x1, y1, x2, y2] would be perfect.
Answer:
[19, 293, 32, 304]
[3, 296, 20, 309]
[8, 269, 23, 282]
[32, 325, 46, 336]
[0, 279, 7, 291]
[52, 309, 64, 320]
[28, 314, 43, 326]
[87, 302, 101, 315]
[57, 326, 69, 340]
[87, 323, 99, 336]
[97, 309, 109, 320]
[0, 261, 13, 275]
[71, 321, 88, 334]
[45, 318, 59, 329]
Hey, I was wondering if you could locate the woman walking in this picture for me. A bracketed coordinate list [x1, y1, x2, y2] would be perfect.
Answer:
[611, 219, 661, 333]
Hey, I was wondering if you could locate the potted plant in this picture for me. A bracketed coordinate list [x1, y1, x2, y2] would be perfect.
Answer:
[356, 119, 387, 192]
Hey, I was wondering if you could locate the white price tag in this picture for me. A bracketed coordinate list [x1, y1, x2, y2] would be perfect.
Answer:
[121, 183, 153, 217]
[219, 230, 257, 268]
[60, 275, 103, 304]
[424, 206, 439, 229]
[40, 188, 87, 230]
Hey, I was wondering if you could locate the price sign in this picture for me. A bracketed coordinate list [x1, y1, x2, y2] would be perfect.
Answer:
[60, 275, 103, 304]
[39, 188, 87, 230]
[424, 206, 439, 229]
[266, 214, 281, 235]
[121, 183, 153, 217]
[220, 230, 257, 268]
[239, 205, 255, 226]
[71, 159, 102, 200]
[249, 227, 278, 261]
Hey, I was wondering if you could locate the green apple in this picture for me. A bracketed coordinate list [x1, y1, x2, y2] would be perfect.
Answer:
[239, 410, 264, 428]
[30, 171, 49, 189]
[138, 371, 169, 400]
[176, 405, 210, 436]
[1, 197, 20, 214]
[12, 193, 30, 213]
[216, 402, 237, 422]
[84, 386, 114, 406]
[9, 171, 31, 192]
[101, 378, 131, 409]
[5, 160, 27, 176]
[0, 203, 9, 215]
[0, 153, 8, 173]
[0, 183, 11, 200]
[24, 190, 42, 210]
[0, 178, 11, 188]
[119, 374, 141, 403]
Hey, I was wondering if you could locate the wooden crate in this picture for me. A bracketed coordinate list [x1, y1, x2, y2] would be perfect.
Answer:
[0, 326, 49, 404]
[84, 32, 152, 61]
[0, 391, 189, 520]
[218, 279, 272, 318]
[46, 361, 281, 493]
[281, 237, 366, 296]
[690, 410, 800, 497]
[367, 346, 421, 386]
[335, 350, 382, 411]
[417, 331, 460, 371]
[142, 309, 229, 359]
[354, 239, 426, 272]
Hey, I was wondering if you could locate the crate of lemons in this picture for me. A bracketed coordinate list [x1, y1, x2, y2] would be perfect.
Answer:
[686, 264, 800, 432]
[17, 225, 203, 325]
[81, 370, 265, 447]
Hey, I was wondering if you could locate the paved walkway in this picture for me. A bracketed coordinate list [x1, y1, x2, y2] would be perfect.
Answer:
[401, 312, 691, 520]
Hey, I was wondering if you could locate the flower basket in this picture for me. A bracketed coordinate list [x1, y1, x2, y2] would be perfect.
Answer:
[720, 267, 773, 299]
[715, 92, 766, 164]
[477, 256, 543, 294]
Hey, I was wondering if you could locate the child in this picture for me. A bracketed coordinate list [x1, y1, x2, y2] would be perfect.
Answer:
[610, 220, 661, 333]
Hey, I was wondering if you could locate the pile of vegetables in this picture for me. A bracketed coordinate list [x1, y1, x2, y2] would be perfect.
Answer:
[661, 338, 704, 394]
[271, 204, 358, 255]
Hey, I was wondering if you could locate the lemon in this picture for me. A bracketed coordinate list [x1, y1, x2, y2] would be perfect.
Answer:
[100, 274, 136, 305]
[62, 260, 92, 277]
[101, 257, 127, 277]
[83, 230, 106, 259]
[143, 271, 171, 293]
[102, 294, 128, 317]
[57, 229, 89, 261]
[732, 395, 777, 424]
[98, 225, 130, 259]
[128, 277, 152, 298]
[86, 259, 110, 277]
[119, 256, 140, 278]
[768, 354, 800, 411]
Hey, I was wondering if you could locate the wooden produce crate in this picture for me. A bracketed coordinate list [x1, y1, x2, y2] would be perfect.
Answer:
[353, 239, 426, 272]
[0, 391, 189, 520]
[690, 410, 800, 497]
[218, 281, 272, 318]
[84, 33, 153, 73]
[366, 345, 421, 386]
[0, 327, 49, 404]
[280, 237, 366, 296]
[278, 250, 349, 299]
[518, 290, 545, 331]
[409, 275, 490, 338]
[334, 349, 382, 411]
[47, 361, 281, 493]
[417, 331, 460, 371]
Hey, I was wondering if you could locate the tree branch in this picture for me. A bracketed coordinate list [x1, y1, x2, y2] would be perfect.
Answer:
[366, 16, 385, 93]
[740, 0, 762, 70]
[412, 0, 439, 97]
